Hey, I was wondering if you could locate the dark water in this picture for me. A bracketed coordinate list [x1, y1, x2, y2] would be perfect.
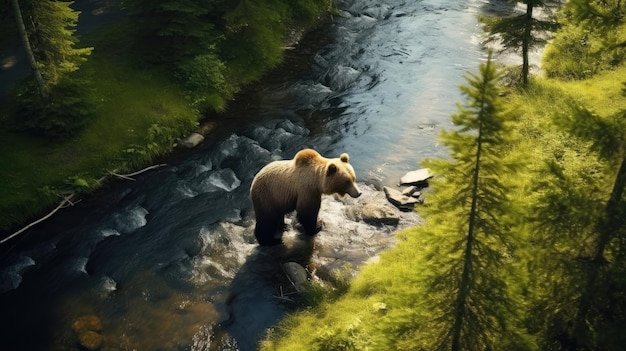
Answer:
[0, 0, 488, 350]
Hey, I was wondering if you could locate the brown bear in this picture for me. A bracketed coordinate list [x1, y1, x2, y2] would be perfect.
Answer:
[250, 149, 361, 246]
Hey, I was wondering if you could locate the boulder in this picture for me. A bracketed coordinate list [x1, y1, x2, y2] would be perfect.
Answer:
[384, 186, 419, 212]
[361, 201, 401, 226]
[282, 262, 309, 292]
[178, 132, 204, 149]
[400, 168, 433, 186]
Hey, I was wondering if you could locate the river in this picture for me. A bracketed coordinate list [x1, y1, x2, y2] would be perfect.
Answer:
[0, 0, 490, 350]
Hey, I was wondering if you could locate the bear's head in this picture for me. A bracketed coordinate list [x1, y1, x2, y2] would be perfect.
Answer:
[324, 153, 361, 198]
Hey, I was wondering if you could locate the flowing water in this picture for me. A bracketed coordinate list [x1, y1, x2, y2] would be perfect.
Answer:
[1, 0, 493, 349]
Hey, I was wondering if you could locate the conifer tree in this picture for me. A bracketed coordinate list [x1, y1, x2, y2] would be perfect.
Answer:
[11, 0, 46, 98]
[377, 51, 530, 351]
[482, 0, 559, 85]
[17, 0, 92, 89]
[531, 88, 626, 350]
[121, 0, 220, 63]
[27, 0, 92, 87]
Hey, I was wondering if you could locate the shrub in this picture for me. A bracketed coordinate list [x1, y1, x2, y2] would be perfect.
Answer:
[177, 51, 235, 110]
[13, 77, 95, 138]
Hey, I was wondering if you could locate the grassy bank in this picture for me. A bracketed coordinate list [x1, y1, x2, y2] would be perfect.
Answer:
[0, 0, 334, 234]
[0, 20, 199, 232]
[259, 65, 626, 350]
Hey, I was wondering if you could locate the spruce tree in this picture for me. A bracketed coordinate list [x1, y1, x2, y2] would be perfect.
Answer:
[532, 89, 626, 350]
[24, 0, 92, 87]
[10, 0, 46, 98]
[31, 0, 93, 86]
[377, 51, 531, 351]
[482, 0, 559, 86]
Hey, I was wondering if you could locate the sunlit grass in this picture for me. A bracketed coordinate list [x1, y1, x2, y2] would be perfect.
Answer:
[260, 65, 626, 350]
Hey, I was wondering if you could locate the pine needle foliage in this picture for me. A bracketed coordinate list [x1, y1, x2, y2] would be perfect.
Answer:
[374, 51, 532, 351]
[482, 0, 559, 85]
[26, 0, 93, 87]
[543, 0, 626, 79]
[529, 87, 626, 350]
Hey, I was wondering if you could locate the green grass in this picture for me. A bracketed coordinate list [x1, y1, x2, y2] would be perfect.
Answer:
[0, 20, 198, 232]
[260, 66, 626, 351]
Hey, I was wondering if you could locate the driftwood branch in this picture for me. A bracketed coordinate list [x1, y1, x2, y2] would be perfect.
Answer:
[0, 194, 79, 245]
[1, 163, 168, 245]
[108, 164, 167, 181]
[108, 171, 136, 181]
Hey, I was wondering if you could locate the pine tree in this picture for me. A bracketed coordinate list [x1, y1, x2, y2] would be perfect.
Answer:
[26, 0, 92, 87]
[377, 51, 531, 351]
[121, 0, 221, 64]
[11, 0, 47, 98]
[554, 93, 626, 350]
[482, 0, 559, 86]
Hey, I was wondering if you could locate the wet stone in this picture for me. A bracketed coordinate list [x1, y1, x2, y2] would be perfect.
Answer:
[78, 330, 104, 351]
[384, 186, 419, 212]
[282, 262, 309, 292]
[72, 315, 104, 350]
[361, 201, 401, 226]
[401, 185, 416, 196]
[72, 315, 102, 334]
[178, 132, 204, 149]
[399, 168, 433, 186]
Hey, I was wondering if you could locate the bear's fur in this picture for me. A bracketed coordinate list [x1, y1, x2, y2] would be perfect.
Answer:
[250, 149, 361, 246]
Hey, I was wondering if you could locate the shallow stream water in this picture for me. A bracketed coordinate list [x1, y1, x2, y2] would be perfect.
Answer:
[0, 1, 494, 349]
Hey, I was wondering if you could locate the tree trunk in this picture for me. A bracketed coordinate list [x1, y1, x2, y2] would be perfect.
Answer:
[570, 157, 626, 350]
[522, 2, 533, 86]
[450, 56, 493, 351]
[11, 0, 47, 99]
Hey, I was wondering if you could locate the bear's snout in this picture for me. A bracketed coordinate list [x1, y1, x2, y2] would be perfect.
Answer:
[347, 185, 362, 198]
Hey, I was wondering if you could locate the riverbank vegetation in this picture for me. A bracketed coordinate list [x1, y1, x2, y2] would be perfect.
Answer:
[0, 0, 333, 234]
[261, 1, 626, 350]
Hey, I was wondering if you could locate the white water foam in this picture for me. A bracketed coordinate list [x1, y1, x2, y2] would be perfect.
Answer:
[99, 228, 121, 238]
[73, 257, 89, 274]
[113, 205, 149, 234]
[99, 275, 117, 297]
[205, 169, 241, 192]
[0, 255, 36, 292]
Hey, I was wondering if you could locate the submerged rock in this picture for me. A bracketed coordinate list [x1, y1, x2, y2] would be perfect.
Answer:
[72, 315, 104, 350]
[78, 331, 104, 351]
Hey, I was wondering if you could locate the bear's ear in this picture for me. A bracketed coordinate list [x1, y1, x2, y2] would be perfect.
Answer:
[327, 163, 338, 176]
[340, 153, 349, 163]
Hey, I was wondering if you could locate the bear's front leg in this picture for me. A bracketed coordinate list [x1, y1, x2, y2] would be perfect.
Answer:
[254, 214, 285, 246]
[296, 198, 321, 237]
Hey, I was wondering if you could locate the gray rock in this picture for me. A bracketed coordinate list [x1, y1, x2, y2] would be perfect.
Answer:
[384, 186, 419, 212]
[178, 132, 204, 149]
[400, 168, 433, 186]
[282, 262, 309, 292]
[401, 186, 418, 196]
[361, 201, 401, 226]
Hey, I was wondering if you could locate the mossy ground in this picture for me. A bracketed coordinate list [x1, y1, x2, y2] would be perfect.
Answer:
[0, 20, 198, 232]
